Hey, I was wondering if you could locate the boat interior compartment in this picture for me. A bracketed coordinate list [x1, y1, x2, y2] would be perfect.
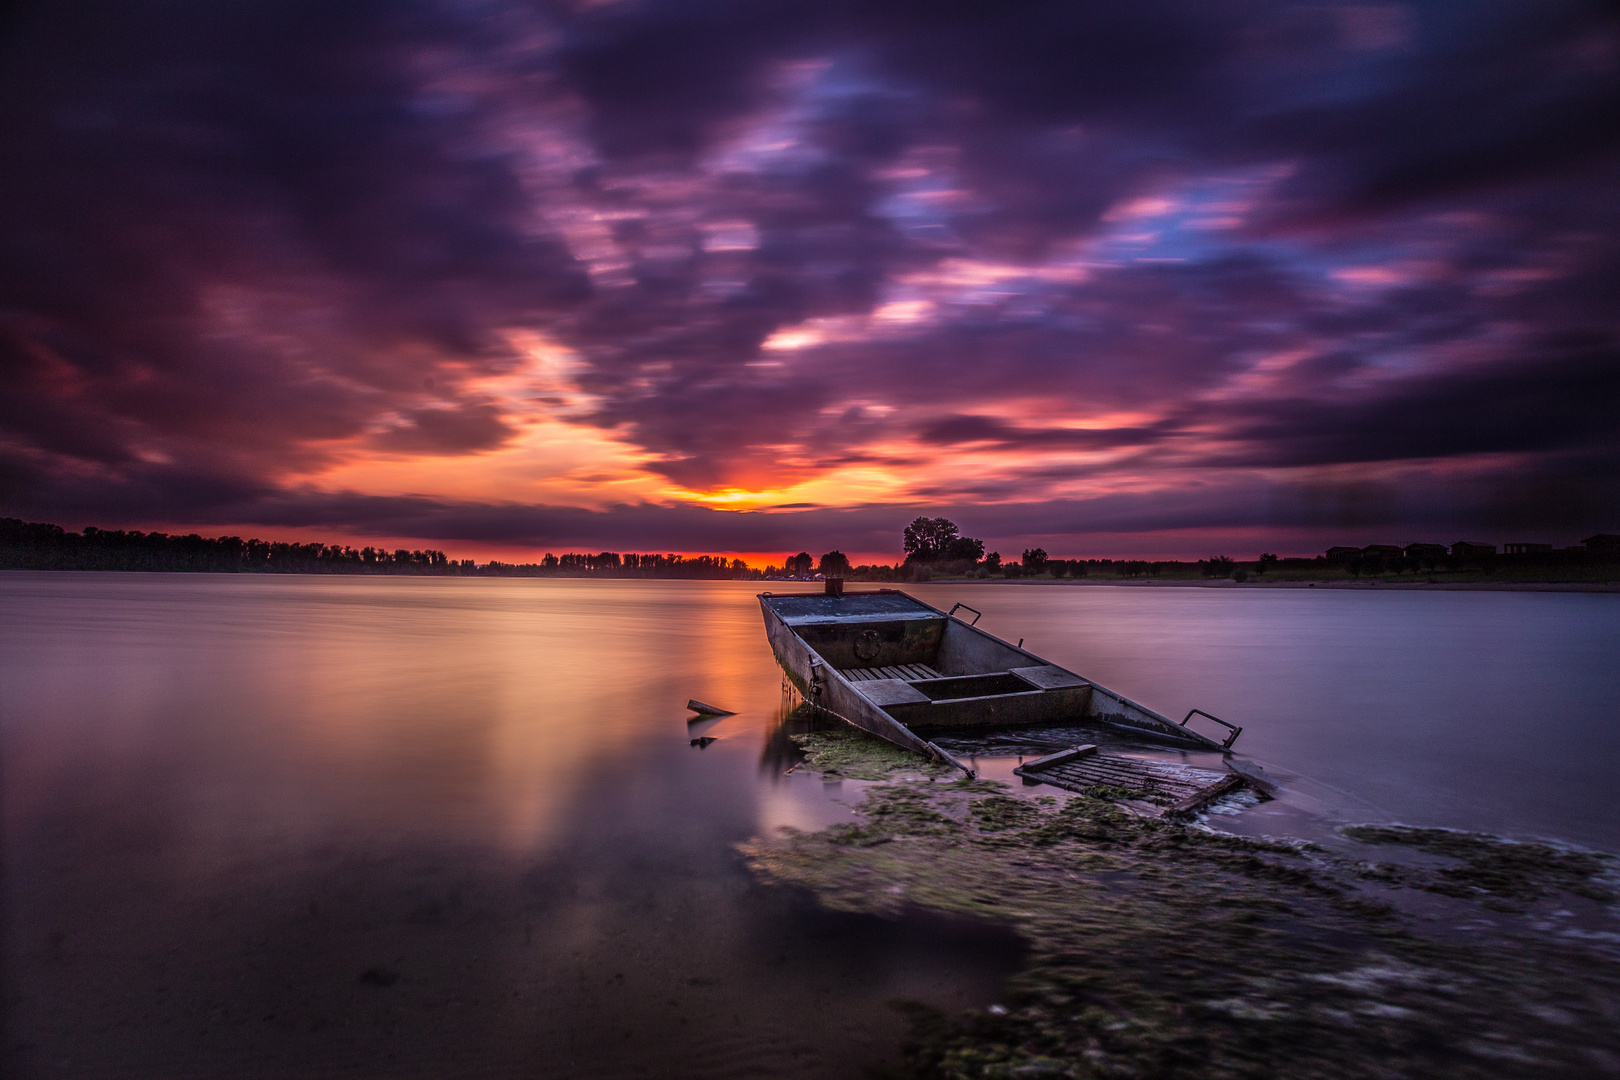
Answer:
[769, 592, 946, 671]
[909, 672, 1041, 700]
[766, 590, 1049, 682]
[881, 676, 1091, 731]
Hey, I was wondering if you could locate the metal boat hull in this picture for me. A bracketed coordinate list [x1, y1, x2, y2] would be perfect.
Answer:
[759, 588, 1227, 771]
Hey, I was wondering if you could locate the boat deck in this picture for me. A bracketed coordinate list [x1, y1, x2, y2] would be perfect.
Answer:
[842, 663, 944, 683]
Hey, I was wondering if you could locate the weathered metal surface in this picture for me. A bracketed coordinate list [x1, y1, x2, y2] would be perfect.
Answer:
[1225, 757, 1279, 796]
[1181, 707, 1243, 749]
[765, 591, 937, 625]
[793, 617, 945, 671]
[933, 609, 1226, 750]
[759, 589, 1231, 760]
[1014, 747, 1240, 816]
[1084, 682, 1226, 751]
[760, 598, 967, 774]
[1010, 665, 1088, 690]
[934, 614, 1038, 677]
[843, 663, 943, 682]
[855, 679, 932, 708]
[888, 684, 1092, 731]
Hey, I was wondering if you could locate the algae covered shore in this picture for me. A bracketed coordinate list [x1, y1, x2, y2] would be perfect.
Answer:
[746, 729, 1620, 1079]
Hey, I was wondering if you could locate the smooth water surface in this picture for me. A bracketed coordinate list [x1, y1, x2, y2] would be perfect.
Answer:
[4, 573, 1618, 1078]
[910, 583, 1620, 849]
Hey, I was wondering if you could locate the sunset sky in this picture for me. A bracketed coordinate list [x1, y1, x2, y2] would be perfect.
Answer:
[3, 0, 1617, 562]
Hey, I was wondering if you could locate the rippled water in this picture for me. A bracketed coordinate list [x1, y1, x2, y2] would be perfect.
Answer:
[4, 573, 1617, 1078]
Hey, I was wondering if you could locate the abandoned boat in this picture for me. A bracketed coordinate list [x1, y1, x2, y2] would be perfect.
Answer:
[759, 585, 1242, 778]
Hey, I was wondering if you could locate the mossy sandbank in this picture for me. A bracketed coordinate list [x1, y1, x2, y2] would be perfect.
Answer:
[790, 727, 956, 781]
[746, 733, 1620, 1079]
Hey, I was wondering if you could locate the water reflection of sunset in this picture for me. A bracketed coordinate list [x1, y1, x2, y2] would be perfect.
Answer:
[0, 577, 793, 862]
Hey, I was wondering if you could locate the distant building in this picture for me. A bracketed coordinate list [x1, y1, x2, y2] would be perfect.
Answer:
[1325, 546, 1362, 560]
[1451, 541, 1496, 557]
[1361, 544, 1404, 557]
[1502, 543, 1552, 555]
[1583, 534, 1620, 555]
[1404, 543, 1448, 559]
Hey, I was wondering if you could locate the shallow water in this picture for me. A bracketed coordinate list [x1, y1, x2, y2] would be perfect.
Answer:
[3, 573, 1617, 1077]
[908, 583, 1620, 849]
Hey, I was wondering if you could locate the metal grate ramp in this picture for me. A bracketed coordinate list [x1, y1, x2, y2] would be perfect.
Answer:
[1013, 744, 1245, 817]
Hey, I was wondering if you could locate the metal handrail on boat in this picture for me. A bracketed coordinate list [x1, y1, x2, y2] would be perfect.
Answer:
[1182, 708, 1243, 749]
[947, 602, 982, 625]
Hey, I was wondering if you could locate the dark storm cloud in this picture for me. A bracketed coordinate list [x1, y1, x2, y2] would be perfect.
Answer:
[0, 0, 586, 486]
[1, 0, 1617, 546]
[1205, 334, 1620, 468]
[1245, 1, 1620, 224]
[917, 415, 1162, 452]
[373, 403, 516, 454]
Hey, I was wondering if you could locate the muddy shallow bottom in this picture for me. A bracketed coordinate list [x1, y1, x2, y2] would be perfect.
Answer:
[750, 723, 1620, 1079]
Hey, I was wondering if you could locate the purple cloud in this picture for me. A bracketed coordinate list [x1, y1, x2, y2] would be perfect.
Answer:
[0, 0, 1616, 552]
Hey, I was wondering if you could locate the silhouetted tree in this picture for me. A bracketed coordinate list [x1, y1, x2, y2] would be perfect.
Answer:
[818, 550, 851, 577]
[1021, 548, 1048, 573]
[788, 551, 813, 576]
[903, 517, 957, 560]
[984, 551, 1002, 571]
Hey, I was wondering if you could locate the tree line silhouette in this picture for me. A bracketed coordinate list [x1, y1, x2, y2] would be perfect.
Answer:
[0, 519, 756, 578]
[11, 515, 1605, 582]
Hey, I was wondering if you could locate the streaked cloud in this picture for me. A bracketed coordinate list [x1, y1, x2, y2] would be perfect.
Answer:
[1, 0, 1616, 557]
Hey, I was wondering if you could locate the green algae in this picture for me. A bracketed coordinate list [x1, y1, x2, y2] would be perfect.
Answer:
[790, 726, 955, 781]
[744, 782, 1620, 1079]
[1341, 824, 1616, 908]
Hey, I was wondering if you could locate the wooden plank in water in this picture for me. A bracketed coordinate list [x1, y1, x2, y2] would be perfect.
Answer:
[686, 699, 736, 716]
[1019, 744, 1098, 772]
[1225, 758, 1278, 796]
[1166, 773, 1245, 817]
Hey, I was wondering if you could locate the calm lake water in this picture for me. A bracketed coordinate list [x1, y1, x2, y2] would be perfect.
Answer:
[4, 573, 1618, 1078]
